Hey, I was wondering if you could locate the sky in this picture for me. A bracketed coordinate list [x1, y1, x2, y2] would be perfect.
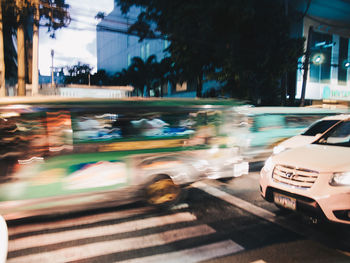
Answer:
[39, 0, 114, 76]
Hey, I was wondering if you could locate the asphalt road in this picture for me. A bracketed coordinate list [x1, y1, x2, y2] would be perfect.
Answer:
[5, 172, 350, 263]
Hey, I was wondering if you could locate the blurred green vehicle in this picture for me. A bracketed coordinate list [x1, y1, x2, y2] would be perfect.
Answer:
[233, 106, 350, 156]
[0, 97, 248, 220]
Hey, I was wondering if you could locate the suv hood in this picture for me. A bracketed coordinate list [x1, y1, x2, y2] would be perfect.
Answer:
[278, 135, 316, 149]
[272, 144, 350, 173]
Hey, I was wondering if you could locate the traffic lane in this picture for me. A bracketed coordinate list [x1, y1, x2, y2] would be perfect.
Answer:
[217, 172, 350, 252]
[5, 187, 315, 262]
[6, 182, 350, 262]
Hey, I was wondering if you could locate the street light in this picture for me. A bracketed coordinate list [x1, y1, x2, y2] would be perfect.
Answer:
[311, 53, 325, 65]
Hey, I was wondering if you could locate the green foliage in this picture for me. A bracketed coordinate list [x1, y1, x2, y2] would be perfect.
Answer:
[65, 62, 92, 85]
[40, 0, 71, 37]
[116, 0, 304, 104]
[0, 0, 70, 83]
[1, 0, 70, 36]
[114, 55, 159, 96]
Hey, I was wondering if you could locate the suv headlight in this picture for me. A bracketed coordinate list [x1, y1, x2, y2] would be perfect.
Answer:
[330, 172, 350, 186]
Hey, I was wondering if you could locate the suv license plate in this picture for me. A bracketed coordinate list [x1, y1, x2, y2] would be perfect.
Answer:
[274, 193, 296, 210]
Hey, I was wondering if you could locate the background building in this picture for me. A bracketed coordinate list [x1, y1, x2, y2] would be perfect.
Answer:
[291, 0, 350, 104]
[96, 2, 218, 97]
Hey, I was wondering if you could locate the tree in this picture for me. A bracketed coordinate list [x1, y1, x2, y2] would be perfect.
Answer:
[127, 55, 157, 97]
[0, 0, 70, 96]
[116, 0, 304, 104]
[65, 62, 93, 85]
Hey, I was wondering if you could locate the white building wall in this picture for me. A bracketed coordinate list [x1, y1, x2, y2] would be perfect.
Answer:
[97, 6, 167, 75]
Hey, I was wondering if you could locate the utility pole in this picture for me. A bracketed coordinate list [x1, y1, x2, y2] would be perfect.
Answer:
[300, 26, 313, 107]
[32, 0, 40, 96]
[51, 49, 54, 88]
[17, 0, 26, 96]
[0, 3, 6, 97]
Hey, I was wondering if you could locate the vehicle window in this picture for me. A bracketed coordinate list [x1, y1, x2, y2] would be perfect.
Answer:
[302, 120, 339, 136]
[71, 110, 198, 143]
[317, 121, 350, 146]
[0, 112, 47, 177]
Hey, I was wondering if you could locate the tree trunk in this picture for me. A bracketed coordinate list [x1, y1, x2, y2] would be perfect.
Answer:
[31, 0, 40, 95]
[17, 23, 26, 96]
[17, 0, 26, 96]
[0, 3, 6, 97]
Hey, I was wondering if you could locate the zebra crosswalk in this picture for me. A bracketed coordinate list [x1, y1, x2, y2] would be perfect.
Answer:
[6, 201, 244, 263]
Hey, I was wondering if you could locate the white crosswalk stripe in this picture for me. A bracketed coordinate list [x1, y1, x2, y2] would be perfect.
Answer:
[8, 225, 216, 263]
[117, 240, 244, 263]
[8, 206, 153, 237]
[8, 212, 197, 252]
[7, 203, 245, 263]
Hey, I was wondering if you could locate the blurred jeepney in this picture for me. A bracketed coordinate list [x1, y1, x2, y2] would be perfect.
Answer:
[233, 105, 350, 159]
[0, 97, 248, 219]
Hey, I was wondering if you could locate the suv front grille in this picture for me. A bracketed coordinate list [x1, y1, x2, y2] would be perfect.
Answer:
[272, 164, 319, 189]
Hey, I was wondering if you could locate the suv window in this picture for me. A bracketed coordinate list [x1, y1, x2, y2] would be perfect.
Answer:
[317, 121, 350, 146]
[302, 120, 339, 136]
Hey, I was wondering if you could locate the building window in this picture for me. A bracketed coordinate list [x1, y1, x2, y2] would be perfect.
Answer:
[146, 43, 150, 58]
[141, 45, 145, 60]
[176, 82, 187, 92]
[164, 39, 169, 49]
[338, 37, 349, 85]
[127, 54, 131, 67]
[309, 31, 332, 83]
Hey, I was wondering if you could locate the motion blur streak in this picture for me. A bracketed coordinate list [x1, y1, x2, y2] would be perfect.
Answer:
[17, 156, 44, 165]
[49, 145, 74, 152]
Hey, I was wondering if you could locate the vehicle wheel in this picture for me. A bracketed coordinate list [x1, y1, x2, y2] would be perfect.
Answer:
[145, 175, 182, 208]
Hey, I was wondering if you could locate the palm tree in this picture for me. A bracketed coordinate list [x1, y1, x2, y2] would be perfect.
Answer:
[129, 55, 157, 97]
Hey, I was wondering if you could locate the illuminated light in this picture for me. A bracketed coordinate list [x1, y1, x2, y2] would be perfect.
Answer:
[18, 156, 44, 165]
[49, 145, 73, 152]
[4, 104, 31, 110]
[315, 41, 326, 47]
[95, 113, 118, 119]
[312, 53, 325, 65]
[0, 112, 20, 118]
[345, 62, 350, 68]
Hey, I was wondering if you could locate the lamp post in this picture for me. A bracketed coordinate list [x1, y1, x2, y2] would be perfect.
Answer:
[51, 49, 54, 88]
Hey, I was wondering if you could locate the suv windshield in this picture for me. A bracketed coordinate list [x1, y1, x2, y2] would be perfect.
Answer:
[302, 120, 339, 136]
[315, 120, 350, 147]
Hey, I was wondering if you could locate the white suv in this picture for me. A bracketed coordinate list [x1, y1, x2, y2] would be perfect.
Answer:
[273, 114, 349, 155]
[260, 115, 350, 224]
